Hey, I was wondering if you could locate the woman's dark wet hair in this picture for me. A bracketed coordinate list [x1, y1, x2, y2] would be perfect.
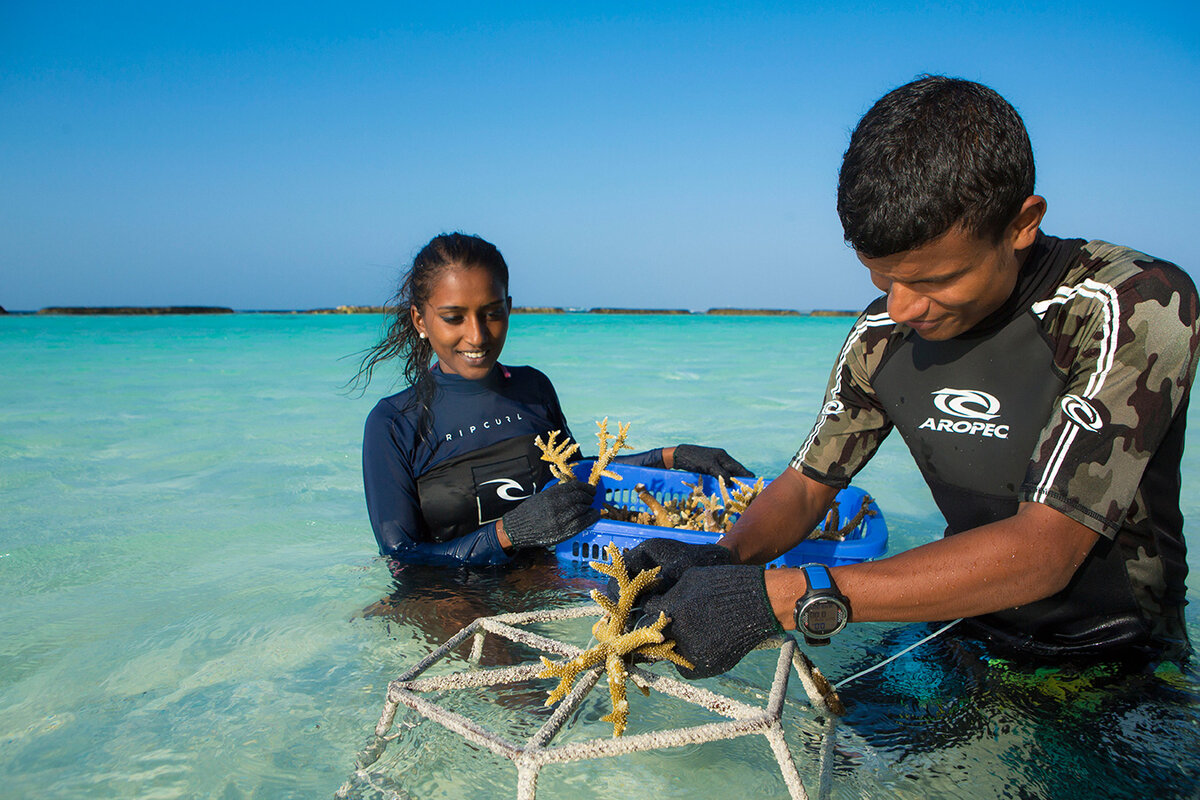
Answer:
[837, 75, 1036, 258]
[352, 233, 510, 424]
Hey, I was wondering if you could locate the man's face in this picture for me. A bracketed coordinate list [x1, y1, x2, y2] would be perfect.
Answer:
[859, 226, 1024, 341]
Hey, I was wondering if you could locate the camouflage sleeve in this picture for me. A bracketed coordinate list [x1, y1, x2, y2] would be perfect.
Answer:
[790, 304, 896, 487]
[1020, 248, 1200, 536]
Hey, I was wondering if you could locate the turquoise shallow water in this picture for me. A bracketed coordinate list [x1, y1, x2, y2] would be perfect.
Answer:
[2, 313, 1198, 799]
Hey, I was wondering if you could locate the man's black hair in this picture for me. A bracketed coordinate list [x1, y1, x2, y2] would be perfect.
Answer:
[837, 75, 1035, 258]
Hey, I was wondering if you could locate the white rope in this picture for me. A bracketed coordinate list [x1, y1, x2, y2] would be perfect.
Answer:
[353, 607, 833, 800]
[832, 619, 963, 690]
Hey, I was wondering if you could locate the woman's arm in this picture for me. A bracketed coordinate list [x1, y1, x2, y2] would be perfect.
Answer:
[363, 404, 510, 566]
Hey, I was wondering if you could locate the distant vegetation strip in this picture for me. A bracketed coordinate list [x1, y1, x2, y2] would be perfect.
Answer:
[8, 305, 859, 317]
[36, 306, 236, 315]
[588, 307, 691, 315]
[706, 308, 803, 316]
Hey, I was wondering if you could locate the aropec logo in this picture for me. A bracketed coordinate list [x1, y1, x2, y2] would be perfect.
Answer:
[478, 477, 533, 502]
[1061, 395, 1102, 432]
[931, 388, 999, 420]
[918, 387, 1010, 439]
[822, 399, 846, 416]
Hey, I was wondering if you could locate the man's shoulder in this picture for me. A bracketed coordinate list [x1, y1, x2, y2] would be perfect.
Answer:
[1071, 240, 1197, 301]
[1034, 239, 1197, 327]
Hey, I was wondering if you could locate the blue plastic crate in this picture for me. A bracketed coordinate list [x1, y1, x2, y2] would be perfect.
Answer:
[553, 462, 887, 568]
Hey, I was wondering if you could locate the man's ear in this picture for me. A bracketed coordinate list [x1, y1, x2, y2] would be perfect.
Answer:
[1011, 195, 1047, 250]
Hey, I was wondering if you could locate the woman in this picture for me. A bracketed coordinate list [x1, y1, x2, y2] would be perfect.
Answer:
[358, 233, 751, 566]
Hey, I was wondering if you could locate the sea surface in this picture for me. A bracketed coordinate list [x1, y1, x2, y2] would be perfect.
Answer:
[2, 312, 1198, 800]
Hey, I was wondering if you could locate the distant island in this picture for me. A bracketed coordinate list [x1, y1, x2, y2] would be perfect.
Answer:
[10, 305, 862, 317]
[298, 305, 387, 314]
[706, 308, 803, 316]
[37, 306, 235, 315]
[588, 308, 691, 315]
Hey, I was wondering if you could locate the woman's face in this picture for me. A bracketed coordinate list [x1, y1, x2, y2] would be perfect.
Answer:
[411, 264, 511, 379]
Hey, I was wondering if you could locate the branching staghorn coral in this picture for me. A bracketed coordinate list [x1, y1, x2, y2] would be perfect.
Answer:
[811, 494, 877, 541]
[588, 417, 632, 484]
[534, 417, 632, 487]
[538, 542, 692, 737]
[605, 476, 767, 533]
[534, 419, 772, 533]
[533, 430, 580, 483]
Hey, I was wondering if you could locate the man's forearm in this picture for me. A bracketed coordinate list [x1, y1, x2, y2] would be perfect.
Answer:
[764, 501, 1100, 628]
[719, 466, 838, 563]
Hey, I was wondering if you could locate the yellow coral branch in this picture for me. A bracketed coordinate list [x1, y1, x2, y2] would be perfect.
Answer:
[600, 652, 630, 736]
[588, 417, 632, 485]
[539, 542, 689, 737]
[534, 430, 580, 483]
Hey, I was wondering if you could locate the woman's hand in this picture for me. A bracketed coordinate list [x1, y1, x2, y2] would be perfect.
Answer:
[669, 444, 754, 481]
[500, 480, 599, 550]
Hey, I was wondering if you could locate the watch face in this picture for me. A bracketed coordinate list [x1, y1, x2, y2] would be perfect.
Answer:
[801, 599, 844, 636]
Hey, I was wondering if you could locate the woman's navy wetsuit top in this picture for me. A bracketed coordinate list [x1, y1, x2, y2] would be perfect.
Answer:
[363, 364, 661, 566]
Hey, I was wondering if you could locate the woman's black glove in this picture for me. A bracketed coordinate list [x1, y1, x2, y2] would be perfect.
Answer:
[672, 444, 754, 481]
[604, 538, 733, 607]
[640, 564, 782, 679]
[502, 480, 599, 549]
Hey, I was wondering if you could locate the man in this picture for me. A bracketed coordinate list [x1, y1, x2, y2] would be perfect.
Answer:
[627, 76, 1198, 677]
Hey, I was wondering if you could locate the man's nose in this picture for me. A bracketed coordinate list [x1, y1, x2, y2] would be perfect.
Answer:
[886, 282, 925, 324]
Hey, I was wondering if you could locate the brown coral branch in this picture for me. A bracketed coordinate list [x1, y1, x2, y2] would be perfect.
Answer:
[635, 483, 674, 528]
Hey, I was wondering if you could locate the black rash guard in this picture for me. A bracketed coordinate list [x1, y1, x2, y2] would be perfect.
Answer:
[363, 363, 661, 566]
[794, 233, 1198, 658]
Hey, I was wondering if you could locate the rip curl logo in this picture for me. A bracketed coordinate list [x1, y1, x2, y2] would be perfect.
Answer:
[473, 454, 537, 523]
[822, 400, 845, 416]
[444, 412, 524, 441]
[919, 387, 1009, 439]
[1061, 395, 1102, 431]
[931, 388, 1001, 421]
[478, 477, 533, 502]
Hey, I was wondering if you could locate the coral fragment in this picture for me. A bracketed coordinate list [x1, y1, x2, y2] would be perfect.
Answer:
[538, 542, 693, 737]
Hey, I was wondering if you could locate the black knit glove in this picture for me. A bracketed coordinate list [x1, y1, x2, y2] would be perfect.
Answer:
[502, 480, 599, 549]
[604, 538, 733, 607]
[640, 564, 782, 679]
[672, 444, 754, 481]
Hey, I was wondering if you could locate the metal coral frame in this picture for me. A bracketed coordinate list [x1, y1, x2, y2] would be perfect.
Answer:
[342, 606, 842, 800]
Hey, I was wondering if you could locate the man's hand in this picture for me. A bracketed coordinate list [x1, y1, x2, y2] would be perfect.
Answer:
[640, 564, 783, 679]
[602, 538, 733, 608]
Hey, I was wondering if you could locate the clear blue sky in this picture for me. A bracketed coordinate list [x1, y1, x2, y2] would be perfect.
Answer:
[3, 1, 1197, 311]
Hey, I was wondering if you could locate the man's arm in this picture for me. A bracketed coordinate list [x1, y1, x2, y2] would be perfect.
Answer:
[762, 500, 1099, 628]
[719, 466, 838, 564]
[720, 465, 1099, 626]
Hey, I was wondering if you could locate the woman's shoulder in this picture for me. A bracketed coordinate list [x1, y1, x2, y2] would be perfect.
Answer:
[500, 364, 560, 396]
[502, 364, 552, 383]
[366, 386, 420, 429]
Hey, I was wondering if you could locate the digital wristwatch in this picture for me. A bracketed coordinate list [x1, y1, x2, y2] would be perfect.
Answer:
[793, 563, 851, 646]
